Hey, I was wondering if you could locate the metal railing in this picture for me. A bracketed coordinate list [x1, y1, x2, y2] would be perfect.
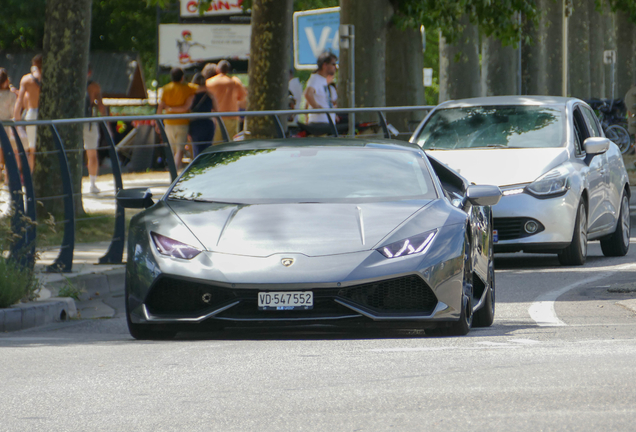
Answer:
[0, 105, 434, 272]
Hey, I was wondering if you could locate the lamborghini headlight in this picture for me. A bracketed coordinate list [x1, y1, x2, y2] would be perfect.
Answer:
[526, 166, 570, 197]
[151, 232, 201, 260]
[377, 230, 437, 259]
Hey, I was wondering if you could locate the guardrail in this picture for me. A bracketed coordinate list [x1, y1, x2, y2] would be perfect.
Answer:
[0, 105, 434, 272]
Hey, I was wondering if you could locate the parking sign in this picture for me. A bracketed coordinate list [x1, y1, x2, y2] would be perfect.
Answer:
[293, 7, 340, 70]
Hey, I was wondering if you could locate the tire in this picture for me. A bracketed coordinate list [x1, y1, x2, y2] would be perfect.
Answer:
[605, 125, 631, 154]
[558, 201, 587, 266]
[428, 234, 474, 336]
[473, 236, 495, 328]
[600, 193, 631, 257]
[126, 281, 176, 341]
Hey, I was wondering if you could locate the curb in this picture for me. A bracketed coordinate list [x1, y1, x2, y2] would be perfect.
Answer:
[0, 298, 76, 333]
[0, 267, 125, 333]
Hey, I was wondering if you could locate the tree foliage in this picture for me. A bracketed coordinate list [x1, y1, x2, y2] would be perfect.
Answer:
[391, 0, 636, 48]
[0, 0, 46, 50]
[390, 0, 540, 47]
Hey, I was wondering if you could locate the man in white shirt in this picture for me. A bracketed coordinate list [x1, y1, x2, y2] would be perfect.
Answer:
[304, 52, 338, 124]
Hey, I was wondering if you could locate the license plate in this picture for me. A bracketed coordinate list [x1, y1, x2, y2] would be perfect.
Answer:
[258, 291, 313, 310]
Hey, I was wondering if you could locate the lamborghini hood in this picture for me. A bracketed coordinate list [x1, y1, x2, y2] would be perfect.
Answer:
[167, 200, 432, 257]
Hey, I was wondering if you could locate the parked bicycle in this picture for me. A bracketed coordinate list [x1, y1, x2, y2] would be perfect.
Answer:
[587, 99, 633, 154]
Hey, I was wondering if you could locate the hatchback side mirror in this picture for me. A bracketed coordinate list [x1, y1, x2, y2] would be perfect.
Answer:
[116, 187, 154, 209]
[467, 185, 502, 207]
[584, 137, 610, 155]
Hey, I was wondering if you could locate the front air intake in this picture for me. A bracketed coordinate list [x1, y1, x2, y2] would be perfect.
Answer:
[337, 275, 437, 313]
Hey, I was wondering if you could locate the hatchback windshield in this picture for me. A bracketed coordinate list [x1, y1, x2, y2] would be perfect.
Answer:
[415, 105, 564, 150]
[168, 147, 437, 204]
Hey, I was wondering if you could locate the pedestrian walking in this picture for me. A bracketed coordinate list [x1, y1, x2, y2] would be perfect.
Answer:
[0, 68, 18, 182]
[304, 51, 338, 125]
[13, 54, 42, 172]
[84, 65, 108, 194]
[157, 67, 197, 170]
[189, 73, 217, 158]
[206, 60, 247, 143]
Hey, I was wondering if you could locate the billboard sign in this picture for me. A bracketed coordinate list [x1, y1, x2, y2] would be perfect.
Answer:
[180, 0, 244, 17]
[159, 24, 251, 69]
[293, 7, 340, 70]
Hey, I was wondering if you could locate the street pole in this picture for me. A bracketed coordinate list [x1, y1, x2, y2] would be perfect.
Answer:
[562, 0, 570, 97]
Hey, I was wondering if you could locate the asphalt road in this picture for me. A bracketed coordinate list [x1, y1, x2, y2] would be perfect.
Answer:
[1, 231, 636, 431]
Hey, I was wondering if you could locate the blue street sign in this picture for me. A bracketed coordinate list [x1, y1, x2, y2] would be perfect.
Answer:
[293, 7, 340, 70]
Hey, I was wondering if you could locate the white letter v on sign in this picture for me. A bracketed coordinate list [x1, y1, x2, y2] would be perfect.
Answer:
[304, 27, 331, 58]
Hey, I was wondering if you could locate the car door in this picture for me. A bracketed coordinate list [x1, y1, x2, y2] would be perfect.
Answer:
[580, 105, 615, 232]
[572, 105, 606, 233]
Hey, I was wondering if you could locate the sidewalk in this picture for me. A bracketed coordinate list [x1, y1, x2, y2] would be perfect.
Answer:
[0, 242, 126, 332]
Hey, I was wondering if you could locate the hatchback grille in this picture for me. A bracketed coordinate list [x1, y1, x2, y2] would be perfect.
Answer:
[337, 275, 437, 313]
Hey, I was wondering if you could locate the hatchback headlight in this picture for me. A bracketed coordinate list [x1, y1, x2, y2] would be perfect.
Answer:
[526, 167, 570, 197]
[151, 232, 201, 260]
[378, 230, 437, 259]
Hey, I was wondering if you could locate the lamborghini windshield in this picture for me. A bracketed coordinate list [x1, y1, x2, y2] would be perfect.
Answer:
[415, 105, 565, 150]
[168, 146, 437, 204]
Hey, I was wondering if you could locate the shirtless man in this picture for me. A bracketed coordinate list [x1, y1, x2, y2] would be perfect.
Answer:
[84, 66, 108, 194]
[206, 60, 246, 143]
[14, 54, 42, 172]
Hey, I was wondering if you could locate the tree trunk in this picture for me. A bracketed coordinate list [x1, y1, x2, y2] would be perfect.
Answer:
[439, 16, 480, 102]
[602, 7, 617, 99]
[524, 0, 564, 96]
[568, 0, 591, 99]
[588, 0, 605, 99]
[36, 0, 92, 218]
[339, 0, 393, 122]
[385, 24, 425, 139]
[481, 37, 519, 96]
[615, 12, 635, 100]
[247, 0, 293, 138]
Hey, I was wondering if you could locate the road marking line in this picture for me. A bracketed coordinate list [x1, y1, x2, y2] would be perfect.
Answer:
[509, 338, 540, 345]
[529, 262, 636, 327]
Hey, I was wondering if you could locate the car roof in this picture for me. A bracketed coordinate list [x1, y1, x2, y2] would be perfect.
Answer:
[437, 95, 582, 109]
[203, 137, 424, 153]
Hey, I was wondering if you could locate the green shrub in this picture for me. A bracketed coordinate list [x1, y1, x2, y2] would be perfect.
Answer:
[0, 199, 40, 308]
[0, 255, 40, 308]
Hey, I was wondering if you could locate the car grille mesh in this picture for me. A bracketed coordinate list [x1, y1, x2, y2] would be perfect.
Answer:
[145, 278, 236, 314]
[338, 275, 437, 313]
[145, 275, 437, 317]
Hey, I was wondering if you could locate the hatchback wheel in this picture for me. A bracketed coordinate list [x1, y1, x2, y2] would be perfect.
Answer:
[600, 193, 630, 257]
[558, 201, 587, 266]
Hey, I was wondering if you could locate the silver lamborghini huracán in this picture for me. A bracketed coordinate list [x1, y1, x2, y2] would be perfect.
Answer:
[117, 139, 501, 339]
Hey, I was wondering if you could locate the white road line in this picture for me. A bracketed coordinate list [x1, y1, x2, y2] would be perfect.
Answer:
[528, 262, 636, 327]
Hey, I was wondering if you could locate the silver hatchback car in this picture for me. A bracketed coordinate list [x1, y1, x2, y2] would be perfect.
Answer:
[410, 96, 631, 265]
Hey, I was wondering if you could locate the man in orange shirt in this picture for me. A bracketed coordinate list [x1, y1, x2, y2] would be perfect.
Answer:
[157, 67, 196, 170]
[206, 60, 246, 143]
